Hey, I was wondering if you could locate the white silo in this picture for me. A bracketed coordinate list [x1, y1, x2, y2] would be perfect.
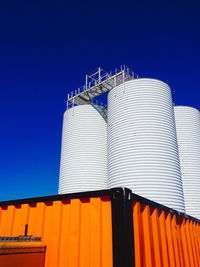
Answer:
[108, 79, 185, 213]
[174, 106, 200, 219]
[58, 104, 108, 194]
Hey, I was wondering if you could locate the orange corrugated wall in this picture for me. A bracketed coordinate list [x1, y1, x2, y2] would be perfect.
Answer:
[133, 201, 200, 267]
[0, 196, 113, 267]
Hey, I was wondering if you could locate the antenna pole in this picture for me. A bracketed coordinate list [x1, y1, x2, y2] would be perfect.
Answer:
[86, 74, 88, 89]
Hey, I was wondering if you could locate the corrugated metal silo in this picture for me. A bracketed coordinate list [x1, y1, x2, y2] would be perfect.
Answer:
[58, 104, 108, 194]
[174, 106, 200, 219]
[108, 79, 185, 212]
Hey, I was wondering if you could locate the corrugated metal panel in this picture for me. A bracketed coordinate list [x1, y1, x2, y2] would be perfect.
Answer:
[59, 105, 108, 194]
[132, 200, 200, 267]
[108, 79, 185, 213]
[174, 106, 200, 219]
[0, 196, 113, 267]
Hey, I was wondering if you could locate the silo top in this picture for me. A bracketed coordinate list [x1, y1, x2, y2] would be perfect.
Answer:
[59, 104, 108, 194]
[108, 78, 185, 213]
[174, 105, 200, 218]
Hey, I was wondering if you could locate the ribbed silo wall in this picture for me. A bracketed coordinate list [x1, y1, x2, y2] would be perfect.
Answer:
[174, 106, 200, 219]
[108, 79, 185, 213]
[58, 104, 108, 194]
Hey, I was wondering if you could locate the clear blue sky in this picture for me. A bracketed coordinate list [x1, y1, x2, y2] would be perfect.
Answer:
[0, 0, 200, 200]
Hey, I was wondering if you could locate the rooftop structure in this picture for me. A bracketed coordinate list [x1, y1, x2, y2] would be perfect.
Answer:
[67, 65, 139, 110]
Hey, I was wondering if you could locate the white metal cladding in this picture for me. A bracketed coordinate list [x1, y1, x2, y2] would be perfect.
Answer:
[108, 79, 185, 213]
[58, 104, 108, 194]
[174, 106, 200, 219]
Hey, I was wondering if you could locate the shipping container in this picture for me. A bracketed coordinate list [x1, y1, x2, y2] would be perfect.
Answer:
[0, 187, 199, 267]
